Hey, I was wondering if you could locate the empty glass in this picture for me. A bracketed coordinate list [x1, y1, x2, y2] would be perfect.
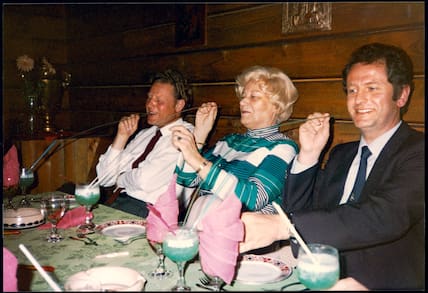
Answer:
[40, 194, 67, 243]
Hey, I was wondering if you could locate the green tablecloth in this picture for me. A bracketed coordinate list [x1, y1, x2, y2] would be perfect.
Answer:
[3, 194, 304, 291]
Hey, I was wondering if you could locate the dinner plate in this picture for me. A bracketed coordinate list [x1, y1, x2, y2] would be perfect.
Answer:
[3, 207, 45, 229]
[235, 254, 293, 284]
[95, 220, 146, 240]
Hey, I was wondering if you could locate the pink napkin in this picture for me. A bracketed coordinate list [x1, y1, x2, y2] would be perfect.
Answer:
[3, 247, 18, 292]
[146, 174, 179, 243]
[38, 206, 90, 229]
[198, 193, 244, 284]
[3, 145, 19, 187]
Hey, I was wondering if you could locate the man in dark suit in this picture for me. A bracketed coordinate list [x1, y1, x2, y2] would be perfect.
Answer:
[239, 43, 424, 290]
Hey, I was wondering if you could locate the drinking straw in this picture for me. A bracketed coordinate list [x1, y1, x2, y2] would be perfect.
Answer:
[85, 106, 210, 189]
[272, 202, 319, 265]
[28, 140, 58, 172]
[19, 244, 62, 291]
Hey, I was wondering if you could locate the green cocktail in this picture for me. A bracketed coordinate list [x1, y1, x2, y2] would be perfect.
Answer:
[163, 225, 199, 291]
[75, 183, 100, 233]
[297, 243, 339, 290]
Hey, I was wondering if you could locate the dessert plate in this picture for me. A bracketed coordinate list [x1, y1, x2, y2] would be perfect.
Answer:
[235, 254, 293, 284]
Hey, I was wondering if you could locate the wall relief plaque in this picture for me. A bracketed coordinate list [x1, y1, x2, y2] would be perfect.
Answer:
[282, 2, 332, 34]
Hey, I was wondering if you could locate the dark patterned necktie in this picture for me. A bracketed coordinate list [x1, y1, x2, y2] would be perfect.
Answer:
[131, 129, 162, 169]
[348, 146, 371, 203]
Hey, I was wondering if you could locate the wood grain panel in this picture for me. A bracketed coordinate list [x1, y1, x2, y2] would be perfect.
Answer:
[67, 29, 424, 84]
[68, 3, 424, 59]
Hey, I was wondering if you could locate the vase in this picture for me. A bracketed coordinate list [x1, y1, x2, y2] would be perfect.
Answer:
[39, 79, 63, 133]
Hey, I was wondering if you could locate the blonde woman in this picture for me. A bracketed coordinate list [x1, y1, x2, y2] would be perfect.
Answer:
[171, 65, 299, 214]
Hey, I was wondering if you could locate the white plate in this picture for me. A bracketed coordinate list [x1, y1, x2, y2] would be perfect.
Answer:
[95, 220, 146, 241]
[3, 207, 45, 229]
[65, 266, 146, 291]
[235, 254, 293, 284]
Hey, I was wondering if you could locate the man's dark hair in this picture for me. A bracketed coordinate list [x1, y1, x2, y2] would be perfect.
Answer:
[342, 43, 414, 116]
[151, 69, 193, 109]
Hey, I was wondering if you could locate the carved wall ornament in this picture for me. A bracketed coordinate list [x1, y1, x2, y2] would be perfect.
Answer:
[282, 2, 332, 34]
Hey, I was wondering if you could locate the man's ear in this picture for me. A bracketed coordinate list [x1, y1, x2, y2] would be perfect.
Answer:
[175, 99, 186, 112]
[396, 85, 410, 108]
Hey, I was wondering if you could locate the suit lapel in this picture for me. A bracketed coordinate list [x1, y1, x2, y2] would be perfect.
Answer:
[360, 123, 410, 200]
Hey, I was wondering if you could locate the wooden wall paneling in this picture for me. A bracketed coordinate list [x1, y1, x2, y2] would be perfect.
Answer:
[67, 29, 424, 85]
[76, 3, 424, 57]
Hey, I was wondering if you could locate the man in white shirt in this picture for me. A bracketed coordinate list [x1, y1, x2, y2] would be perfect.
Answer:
[96, 69, 194, 218]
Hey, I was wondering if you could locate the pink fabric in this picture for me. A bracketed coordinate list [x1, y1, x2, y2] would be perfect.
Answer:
[198, 194, 244, 284]
[3, 145, 20, 187]
[3, 247, 18, 292]
[38, 206, 90, 229]
[146, 174, 179, 243]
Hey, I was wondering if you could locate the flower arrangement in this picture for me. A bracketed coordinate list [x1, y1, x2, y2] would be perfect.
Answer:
[16, 55, 65, 98]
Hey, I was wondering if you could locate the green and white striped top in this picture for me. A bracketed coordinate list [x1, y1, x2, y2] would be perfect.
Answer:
[175, 125, 299, 214]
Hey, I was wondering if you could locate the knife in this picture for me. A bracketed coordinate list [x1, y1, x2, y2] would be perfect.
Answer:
[3, 230, 21, 235]
[18, 264, 55, 273]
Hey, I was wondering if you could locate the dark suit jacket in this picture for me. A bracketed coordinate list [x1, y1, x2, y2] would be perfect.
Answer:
[283, 122, 425, 290]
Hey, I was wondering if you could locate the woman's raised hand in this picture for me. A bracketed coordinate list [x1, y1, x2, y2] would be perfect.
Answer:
[194, 102, 218, 144]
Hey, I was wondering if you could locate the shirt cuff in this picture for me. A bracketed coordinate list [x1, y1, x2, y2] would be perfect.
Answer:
[290, 157, 318, 174]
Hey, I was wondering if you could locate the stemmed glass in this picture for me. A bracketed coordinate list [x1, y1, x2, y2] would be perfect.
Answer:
[163, 224, 199, 291]
[74, 183, 100, 234]
[19, 168, 35, 207]
[148, 239, 173, 279]
[3, 177, 19, 210]
[40, 194, 67, 242]
[297, 243, 340, 290]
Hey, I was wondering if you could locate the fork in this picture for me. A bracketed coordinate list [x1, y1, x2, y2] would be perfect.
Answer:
[69, 236, 97, 245]
[198, 275, 226, 291]
[114, 234, 146, 245]
[77, 233, 98, 246]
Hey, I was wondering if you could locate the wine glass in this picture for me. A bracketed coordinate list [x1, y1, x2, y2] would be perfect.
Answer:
[40, 194, 67, 242]
[297, 243, 340, 290]
[148, 239, 173, 279]
[19, 167, 35, 207]
[74, 183, 100, 234]
[163, 224, 199, 291]
[3, 176, 19, 210]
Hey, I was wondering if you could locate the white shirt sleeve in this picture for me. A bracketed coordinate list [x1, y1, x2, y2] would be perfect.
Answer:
[96, 119, 194, 204]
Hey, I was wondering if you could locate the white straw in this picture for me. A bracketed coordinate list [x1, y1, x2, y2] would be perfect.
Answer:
[19, 244, 62, 292]
[272, 202, 319, 265]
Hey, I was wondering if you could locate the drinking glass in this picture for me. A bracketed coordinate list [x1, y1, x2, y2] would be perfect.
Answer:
[297, 243, 340, 290]
[3, 178, 19, 210]
[74, 183, 100, 233]
[163, 224, 199, 291]
[40, 194, 67, 242]
[148, 240, 173, 279]
[19, 168, 35, 207]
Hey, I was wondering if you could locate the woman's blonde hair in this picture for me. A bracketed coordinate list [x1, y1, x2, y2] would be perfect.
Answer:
[235, 66, 298, 123]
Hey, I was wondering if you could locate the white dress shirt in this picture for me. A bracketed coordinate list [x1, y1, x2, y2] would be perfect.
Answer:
[96, 118, 194, 204]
